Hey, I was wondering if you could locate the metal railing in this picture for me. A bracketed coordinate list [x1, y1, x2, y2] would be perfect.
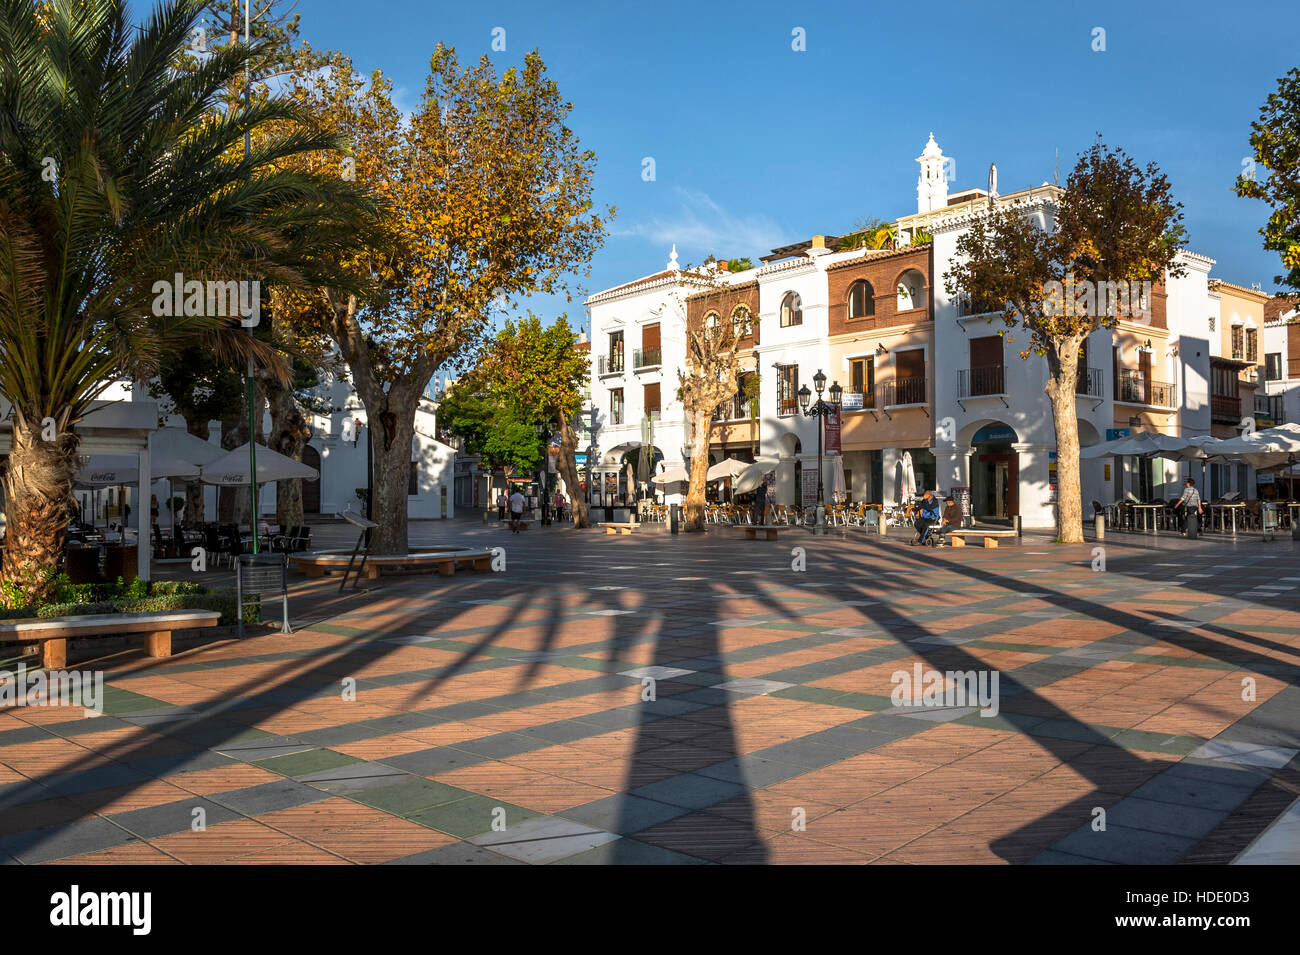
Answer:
[877, 376, 927, 407]
[597, 355, 624, 375]
[1211, 394, 1242, 422]
[956, 365, 1005, 397]
[1075, 367, 1104, 397]
[633, 348, 661, 369]
[1117, 374, 1176, 408]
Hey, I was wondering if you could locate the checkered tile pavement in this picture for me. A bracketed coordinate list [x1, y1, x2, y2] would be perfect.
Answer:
[2, 523, 1298, 864]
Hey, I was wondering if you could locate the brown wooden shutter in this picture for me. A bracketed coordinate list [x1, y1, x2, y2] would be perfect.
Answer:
[642, 323, 661, 352]
[896, 349, 925, 381]
[644, 382, 660, 414]
[969, 336, 1002, 369]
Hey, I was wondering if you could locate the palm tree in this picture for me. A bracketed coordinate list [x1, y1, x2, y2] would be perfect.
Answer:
[0, 0, 367, 602]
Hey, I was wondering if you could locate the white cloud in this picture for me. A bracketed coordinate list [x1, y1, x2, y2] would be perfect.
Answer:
[617, 187, 789, 259]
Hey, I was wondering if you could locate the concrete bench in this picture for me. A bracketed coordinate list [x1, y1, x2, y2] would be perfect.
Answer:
[293, 549, 494, 580]
[736, 525, 784, 541]
[598, 522, 638, 536]
[0, 611, 222, 668]
[947, 530, 1018, 549]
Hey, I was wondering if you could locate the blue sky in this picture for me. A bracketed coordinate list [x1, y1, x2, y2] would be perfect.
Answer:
[298, 0, 1299, 335]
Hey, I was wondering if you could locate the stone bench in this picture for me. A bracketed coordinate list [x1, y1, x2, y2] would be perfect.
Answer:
[0, 611, 222, 668]
[293, 549, 494, 580]
[598, 522, 638, 535]
[947, 530, 1019, 549]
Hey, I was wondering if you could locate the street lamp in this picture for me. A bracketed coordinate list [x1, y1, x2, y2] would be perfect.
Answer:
[799, 369, 842, 534]
[535, 423, 551, 526]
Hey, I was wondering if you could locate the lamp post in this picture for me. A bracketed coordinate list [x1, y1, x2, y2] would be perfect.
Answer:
[536, 423, 550, 526]
[798, 369, 842, 534]
[241, 0, 259, 554]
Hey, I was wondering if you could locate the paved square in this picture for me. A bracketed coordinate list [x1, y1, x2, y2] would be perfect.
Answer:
[2, 520, 1298, 865]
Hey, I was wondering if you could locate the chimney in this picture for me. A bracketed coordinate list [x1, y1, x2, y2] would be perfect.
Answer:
[810, 236, 826, 249]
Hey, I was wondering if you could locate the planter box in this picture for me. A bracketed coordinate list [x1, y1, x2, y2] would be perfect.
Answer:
[103, 545, 138, 583]
[65, 546, 101, 584]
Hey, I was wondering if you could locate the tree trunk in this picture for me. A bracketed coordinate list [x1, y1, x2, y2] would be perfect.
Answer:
[366, 400, 414, 554]
[218, 384, 265, 526]
[184, 418, 210, 523]
[557, 414, 589, 528]
[324, 290, 435, 555]
[1, 411, 76, 605]
[1044, 335, 1086, 543]
[265, 377, 310, 527]
[683, 407, 713, 531]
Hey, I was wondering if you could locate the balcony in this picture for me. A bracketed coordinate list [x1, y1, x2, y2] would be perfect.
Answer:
[877, 376, 927, 407]
[633, 348, 661, 369]
[1117, 375, 1176, 408]
[597, 355, 624, 376]
[1075, 367, 1104, 397]
[1211, 394, 1242, 424]
[955, 294, 1003, 318]
[956, 365, 1005, 398]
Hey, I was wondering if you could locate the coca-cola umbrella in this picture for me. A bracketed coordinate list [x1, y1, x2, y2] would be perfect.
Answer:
[200, 442, 319, 486]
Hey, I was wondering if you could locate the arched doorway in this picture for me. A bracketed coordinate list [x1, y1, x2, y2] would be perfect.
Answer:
[965, 422, 1018, 521]
[301, 444, 321, 514]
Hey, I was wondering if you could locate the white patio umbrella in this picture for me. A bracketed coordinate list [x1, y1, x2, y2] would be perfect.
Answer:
[898, 451, 917, 499]
[200, 442, 319, 486]
[652, 465, 689, 485]
[1081, 430, 1194, 459]
[149, 428, 225, 527]
[831, 455, 847, 504]
[1201, 425, 1300, 468]
[732, 457, 779, 495]
[706, 458, 749, 482]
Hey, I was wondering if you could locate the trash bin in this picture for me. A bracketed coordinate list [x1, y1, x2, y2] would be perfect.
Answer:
[669, 504, 681, 535]
[1262, 501, 1279, 542]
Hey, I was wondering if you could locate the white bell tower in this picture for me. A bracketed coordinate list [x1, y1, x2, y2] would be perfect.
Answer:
[916, 132, 949, 214]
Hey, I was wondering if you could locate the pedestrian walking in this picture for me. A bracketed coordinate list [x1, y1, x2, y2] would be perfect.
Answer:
[508, 488, 526, 533]
[1174, 477, 1202, 533]
[497, 491, 507, 522]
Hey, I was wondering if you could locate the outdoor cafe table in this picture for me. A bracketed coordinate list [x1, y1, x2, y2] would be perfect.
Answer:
[1131, 503, 1165, 532]
[1208, 502, 1247, 535]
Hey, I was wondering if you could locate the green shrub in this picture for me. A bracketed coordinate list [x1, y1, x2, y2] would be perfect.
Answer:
[150, 580, 203, 596]
[26, 581, 255, 628]
[37, 601, 116, 618]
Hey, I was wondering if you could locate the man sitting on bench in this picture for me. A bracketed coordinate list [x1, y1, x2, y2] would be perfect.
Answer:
[931, 496, 962, 547]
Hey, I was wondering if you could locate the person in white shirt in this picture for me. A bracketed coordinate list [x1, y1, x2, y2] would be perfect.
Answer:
[508, 489, 527, 533]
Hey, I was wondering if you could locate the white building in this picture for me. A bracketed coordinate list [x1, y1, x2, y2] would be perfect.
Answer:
[585, 247, 705, 513]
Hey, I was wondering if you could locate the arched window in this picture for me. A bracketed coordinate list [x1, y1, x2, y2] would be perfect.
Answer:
[731, 305, 754, 339]
[703, 311, 721, 342]
[847, 280, 874, 319]
[780, 292, 802, 328]
[896, 269, 928, 311]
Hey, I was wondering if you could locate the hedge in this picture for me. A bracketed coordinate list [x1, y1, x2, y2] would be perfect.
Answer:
[15, 587, 256, 628]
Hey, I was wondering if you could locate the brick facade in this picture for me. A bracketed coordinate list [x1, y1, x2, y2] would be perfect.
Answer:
[827, 244, 933, 336]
